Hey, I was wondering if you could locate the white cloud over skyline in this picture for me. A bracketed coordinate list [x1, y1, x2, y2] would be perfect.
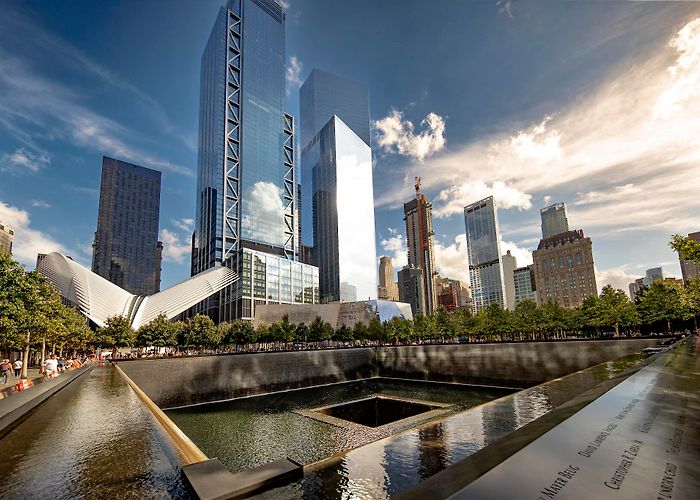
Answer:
[0, 201, 66, 267]
[374, 110, 446, 161]
[375, 17, 700, 241]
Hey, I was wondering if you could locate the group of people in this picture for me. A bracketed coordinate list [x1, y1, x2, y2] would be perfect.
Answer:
[0, 359, 22, 384]
[41, 355, 85, 379]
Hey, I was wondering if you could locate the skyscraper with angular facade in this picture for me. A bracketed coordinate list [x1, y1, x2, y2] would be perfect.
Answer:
[378, 255, 399, 301]
[464, 196, 506, 313]
[300, 70, 376, 303]
[404, 182, 437, 315]
[540, 202, 569, 238]
[191, 0, 318, 321]
[92, 156, 162, 296]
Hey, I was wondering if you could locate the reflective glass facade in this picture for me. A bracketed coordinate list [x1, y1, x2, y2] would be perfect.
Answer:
[233, 248, 318, 320]
[540, 202, 569, 238]
[303, 117, 377, 303]
[92, 156, 162, 296]
[300, 69, 370, 151]
[193, 0, 307, 321]
[464, 196, 506, 313]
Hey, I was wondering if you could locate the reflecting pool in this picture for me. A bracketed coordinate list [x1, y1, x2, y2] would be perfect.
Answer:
[166, 378, 512, 473]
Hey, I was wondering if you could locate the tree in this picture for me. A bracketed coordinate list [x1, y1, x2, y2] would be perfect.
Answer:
[432, 307, 453, 342]
[512, 299, 542, 339]
[353, 321, 369, 342]
[670, 234, 700, 265]
[308, 316, 332, 342]
[96, 315, 136, 354]
[136, 313, 177, 349]
[636, 281, 690, 332]
[384, 316, 413, 344]
[332, 324, 353, 342]
[225, 321, 256, 347]
[367, 317, 385, 343]
[682, 278, 700, 330]
[596, 285, 638, 336]
[413, 314, 435, 341]
[180, 314, 217, 349]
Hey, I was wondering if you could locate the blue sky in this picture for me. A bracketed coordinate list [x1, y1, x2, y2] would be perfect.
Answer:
[1, 0, 699, 294]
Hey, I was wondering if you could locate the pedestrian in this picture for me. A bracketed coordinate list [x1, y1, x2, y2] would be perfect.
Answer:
[44, 354, 58, 379]
[0, 359, 11, 385]
[12, 359, 22, 378]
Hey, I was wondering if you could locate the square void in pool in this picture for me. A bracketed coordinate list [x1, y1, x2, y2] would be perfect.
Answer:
[314, 395, 445, 428]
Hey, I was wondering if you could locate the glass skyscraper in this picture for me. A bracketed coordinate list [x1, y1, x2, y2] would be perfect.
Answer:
[464, 196, 506, 313]
[192, 0, 318, 320]
[540, 202, 569, 238]
[300, 69, 371, 151]
[300, 71, 377, 303]
[92, 156, 162, 296]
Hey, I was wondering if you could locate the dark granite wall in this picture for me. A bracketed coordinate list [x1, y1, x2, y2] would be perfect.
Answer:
[119, 348, 376, 408]
[119, 338, 668, 408]
[376, 338, 667, 388]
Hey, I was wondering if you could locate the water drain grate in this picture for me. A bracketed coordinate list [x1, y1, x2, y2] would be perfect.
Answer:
[314, 396, 443, 427]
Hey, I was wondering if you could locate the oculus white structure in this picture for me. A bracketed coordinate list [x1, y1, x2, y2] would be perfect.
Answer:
[37, 252, 238, 329]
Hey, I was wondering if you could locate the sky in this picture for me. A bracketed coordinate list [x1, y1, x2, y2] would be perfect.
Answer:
[1, 0, 699, 296]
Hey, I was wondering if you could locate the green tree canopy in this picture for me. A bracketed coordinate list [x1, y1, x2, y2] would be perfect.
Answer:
[636, 280, 690, 332]
[96, 315, 136, 352]
[670, 234, 700, 264]
[136, 313, 177, 348]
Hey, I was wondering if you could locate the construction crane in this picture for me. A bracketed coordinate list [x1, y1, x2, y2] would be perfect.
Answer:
[414, 176, 422, 199]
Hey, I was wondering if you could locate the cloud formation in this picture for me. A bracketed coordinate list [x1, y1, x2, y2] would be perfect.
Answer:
[375, 17, 700, 239]
[433, 180, 532, 218]
[374, 110, 446, 161]
[0, 200, 65, 267]
[1, 148, 50, 173]
[286, 56, 303, 92]
[160, 228, 190, 264]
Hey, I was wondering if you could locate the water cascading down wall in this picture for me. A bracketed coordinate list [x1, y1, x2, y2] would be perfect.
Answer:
[117, 338, 668, 408]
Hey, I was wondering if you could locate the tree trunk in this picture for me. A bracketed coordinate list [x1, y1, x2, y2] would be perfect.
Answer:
[21, 331, 31, 379]
[667, 318, 672, 332]
[615, 322, 619, 336]
[40, 337, 46, 369]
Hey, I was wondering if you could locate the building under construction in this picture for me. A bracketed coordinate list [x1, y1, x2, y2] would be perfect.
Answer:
[402, 177, 437, 315]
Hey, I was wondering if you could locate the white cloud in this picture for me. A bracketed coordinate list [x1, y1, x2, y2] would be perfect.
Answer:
[172, 218, 194, 232]
[0, 201, 65, 266]
[380, 233, 407, 270]
[30, 199, 51, 208]
[1, 148, 50, 172]
[286, 56, 303, 93]
[497, 0, 514, 18]
[373, 110, 446, 161]
[434, 234, 469, 282]
[596, 266, 638, 297]
[0, 51, 192, 176]
[509, 117, 562, 164]
[374, 17, 700, 238]
[433, 180, 532, 218]
[574, 184, 642, 205]
[159, 228, 190, 264]
[241, 182, 287, 247]
[278, 0, 290, 9]
[500, 239, 533, 268]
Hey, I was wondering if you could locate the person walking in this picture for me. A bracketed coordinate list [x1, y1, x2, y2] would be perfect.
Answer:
[12, 359, 22, 378]
[0, 360, 11, 385]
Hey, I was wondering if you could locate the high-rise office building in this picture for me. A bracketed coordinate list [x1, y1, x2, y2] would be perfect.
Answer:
[92, 156, 162, 296]
[628, 267, 665, 300]
[679, 231, 700, 282]
[513, 266, 537, 305]
[464, 196, 506, 313]
[540, 202, 569, 238]
[404, 179, 437, 315]
[0, 223, 13, 254]
[398, 266, 425, 317]
[629, 278, 645, 301]
[501, 250, 517, 310]
[191, 0, 318, 321]
[300, 69, 370, 151]
[643, 267, 664, 286]
[532, 229, 597, 308]
[299, 70, 376, 303]
[378, 256, 399, 301]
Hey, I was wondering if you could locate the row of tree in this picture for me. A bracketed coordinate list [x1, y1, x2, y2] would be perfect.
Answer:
[2, 234, 699, 365]
[89, 279, 700, 354]
[0, 252, 94, 377]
